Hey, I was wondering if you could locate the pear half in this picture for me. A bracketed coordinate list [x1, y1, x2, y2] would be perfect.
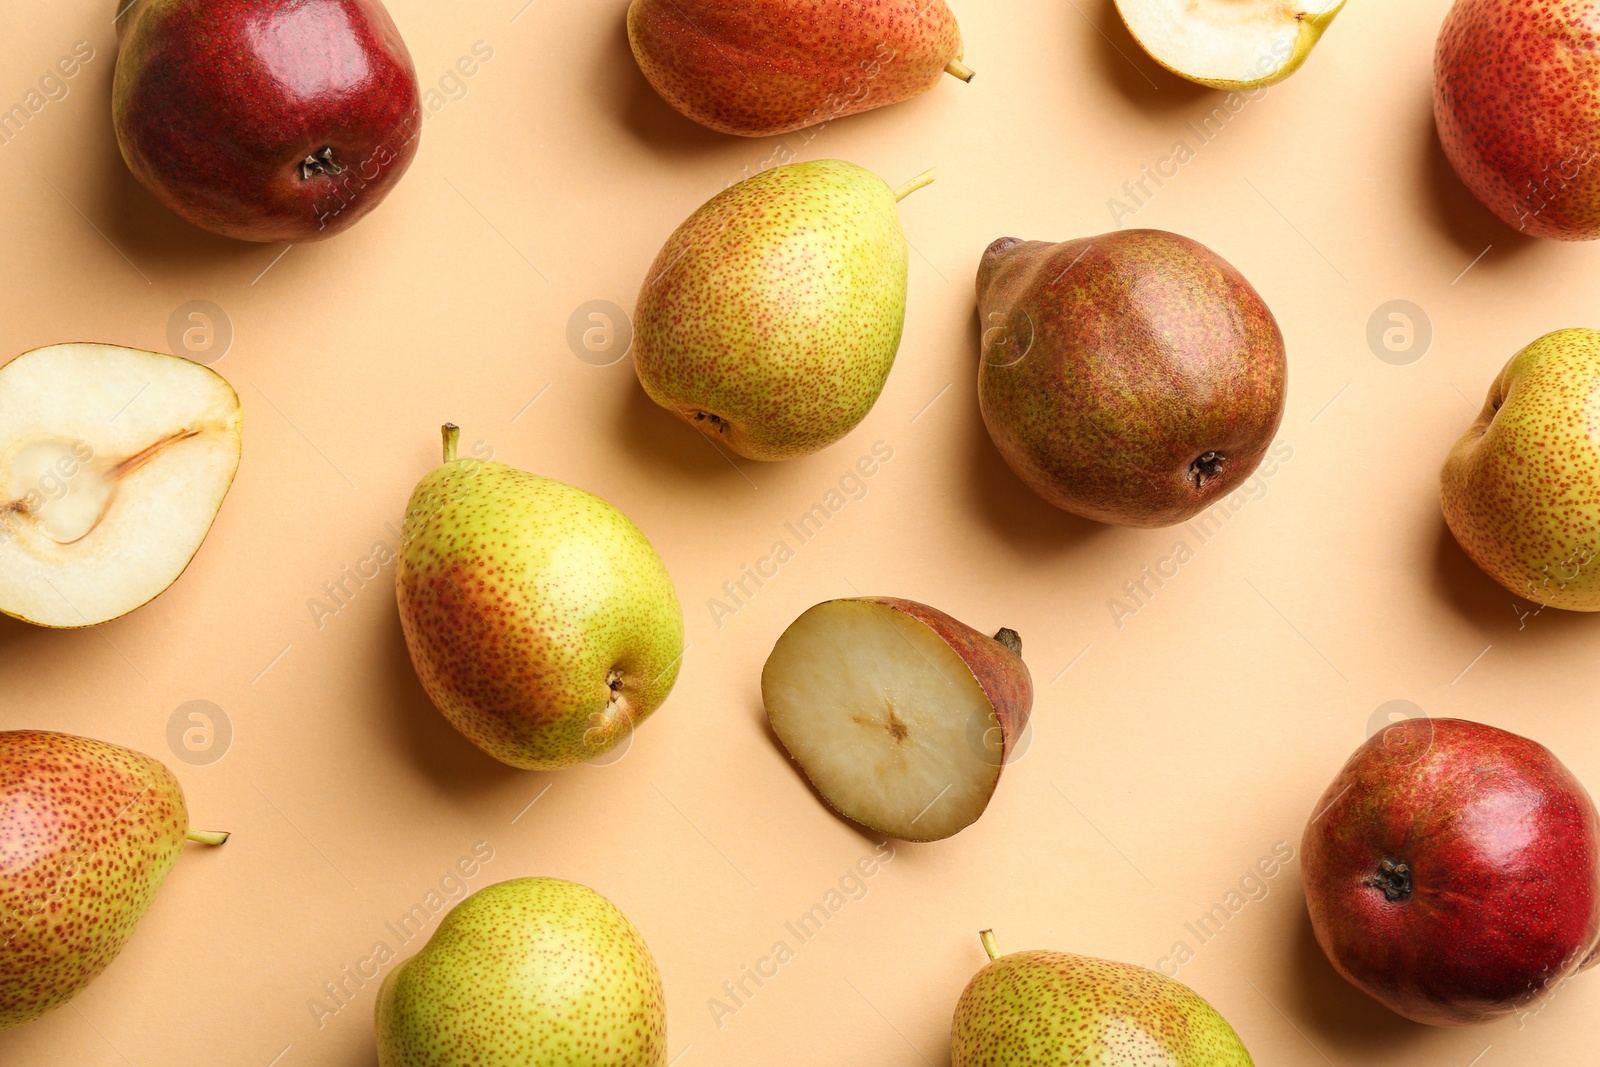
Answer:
[1115, 0, 1346, 89]
[762, 598, 1032, 842]
[0, 343, 241, 628]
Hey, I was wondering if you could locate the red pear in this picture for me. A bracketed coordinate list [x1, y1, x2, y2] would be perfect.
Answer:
[112, 0, 422, 242]
[1434, 0, 1600, 240]
[627, 0, 974, 137]
[1302, 717, 1600, 1025]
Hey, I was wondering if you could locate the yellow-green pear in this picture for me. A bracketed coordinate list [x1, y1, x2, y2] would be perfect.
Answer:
[951, 931, 1255, 1065]
[633, 160, 933, 461]
[1442, 328, 1600, 610]
[395, 426, 684, 768]
[375, 878, 666, 1067]
[1114, 0, 1346, 90]
[0, 730, 228, 1031]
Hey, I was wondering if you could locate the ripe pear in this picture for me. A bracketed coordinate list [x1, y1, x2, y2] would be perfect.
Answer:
[951, 931, 1255, 1066]
[634, 160, 932, 461]
[1442, 328, 1600, 609]
[375, 878, 666, 1066]
[1435, 0, 1600, 240]
[628, 0, 973, 137]
[0, 730, 228, 1031]
[1115, 0, 1346, 90]
[977, 230, 1287, 527]
[395, 426, 684, 768]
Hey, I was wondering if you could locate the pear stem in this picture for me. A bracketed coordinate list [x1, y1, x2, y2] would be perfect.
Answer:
[993, 628, 1022, 655]
[893, 170, 937, 202]
[441, 423, 460, 463]
[186, 829, 229, 846]
[945, 59, 976, 82]
[979, 929, 1000, 961]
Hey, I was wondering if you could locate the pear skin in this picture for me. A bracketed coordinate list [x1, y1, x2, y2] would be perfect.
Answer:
[375, 878, 666, 1066]
[951, 931, 1255, 1065]
[634, 161, 925, 461]
[977, 230, 1287, 527]
[0, 730, 227, 1031]
[396, 426, 684, 768]
[1441, 328, 1600, 609]
[628, 0, 972, 137]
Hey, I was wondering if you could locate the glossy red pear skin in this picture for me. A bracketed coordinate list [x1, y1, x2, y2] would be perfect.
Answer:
[627, 0, 965, 137]
[977, 230, 1287, 528]
[1434, 0, 1600, 240]
[0, 731, 188, 1030]
[866, 597, 1033, 767]
[113, 0, 422, 243]
[1303, 718, 1600, 1026]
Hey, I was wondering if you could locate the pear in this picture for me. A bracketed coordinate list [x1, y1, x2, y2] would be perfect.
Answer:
[375, 878, 666, 1067]
[951, 931, 1255, 1066]
[977, 230, 1287, 527]
[634, 160, 931, 461]
[1442, 328, 1600, 609]
[762, 597, 1032, 841]
[0, 730, 228, 1031]
[0, 342, 242, 627]
[628, 0, 973, 138]
[1115, 0, 1346, 90]
[395, 425, 684, 768]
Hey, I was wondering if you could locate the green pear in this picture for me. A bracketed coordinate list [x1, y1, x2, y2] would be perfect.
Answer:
[1442, 328, 1600, 609]
[0, 730, 228, 1031]
[951, 931, 1255, 1066]
[396, 425, 684, 768]
[633, 160, 933, 461]
[375, 878, 666, 1066]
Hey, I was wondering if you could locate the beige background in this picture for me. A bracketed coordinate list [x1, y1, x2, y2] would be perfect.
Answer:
[2, 0, 1598, 1064]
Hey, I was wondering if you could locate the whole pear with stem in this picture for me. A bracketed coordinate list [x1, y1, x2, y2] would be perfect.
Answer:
[0, 730, 228, 1031]
[951, 930, 1255, 1065]
[396, 425, 684, 768]
[634, 160, 933, 461]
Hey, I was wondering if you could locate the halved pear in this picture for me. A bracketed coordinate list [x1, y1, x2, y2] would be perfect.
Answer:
[1114, 0, 1346, 90]
[0, 343, 242, 628]
[761, 598, 1033, 842]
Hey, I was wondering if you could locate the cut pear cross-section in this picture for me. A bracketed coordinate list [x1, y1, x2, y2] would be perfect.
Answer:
[0, 343, 242, 628]
[762, 598, 1033, 842]
[1115, 0, 1347, 90]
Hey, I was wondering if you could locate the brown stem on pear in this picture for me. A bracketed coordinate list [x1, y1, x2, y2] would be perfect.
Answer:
[979, 929, 1000, 961]
[186, 829, 230, 846]
[945, 60, 976, 82]
[1190, 451, 1225, 489]
[441, 423, 460, 463]
[300, 147, 344, 180]
[893, 169, 937, 202]
[993, 628, 1022, 655]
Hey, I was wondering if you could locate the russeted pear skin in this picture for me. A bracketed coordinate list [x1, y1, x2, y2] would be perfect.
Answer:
[1442, 328, 1600, 609]
[396, 426, 684, 768]
[951, 932, 1255, 1066]
[633, 160, 923, 461]
[627, 0, 972, 137]
[375, 878, 666, 1067]
[0, 730, 227, 1031]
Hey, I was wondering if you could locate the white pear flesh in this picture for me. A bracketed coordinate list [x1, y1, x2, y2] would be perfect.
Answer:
[1115, 0, 1346, 89]
[0, 343, 241, 628]
[762, 600, 1003, 842]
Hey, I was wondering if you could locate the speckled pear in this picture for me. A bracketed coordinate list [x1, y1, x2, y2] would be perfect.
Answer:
[395, 425, 684, 768]
[375, 878, 666, 1066]
[0, 730, 228, 1031]
[1442, 328, 1600, 609]
[633, 160, 931, 461]
[950, 931, 1255, 1066]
